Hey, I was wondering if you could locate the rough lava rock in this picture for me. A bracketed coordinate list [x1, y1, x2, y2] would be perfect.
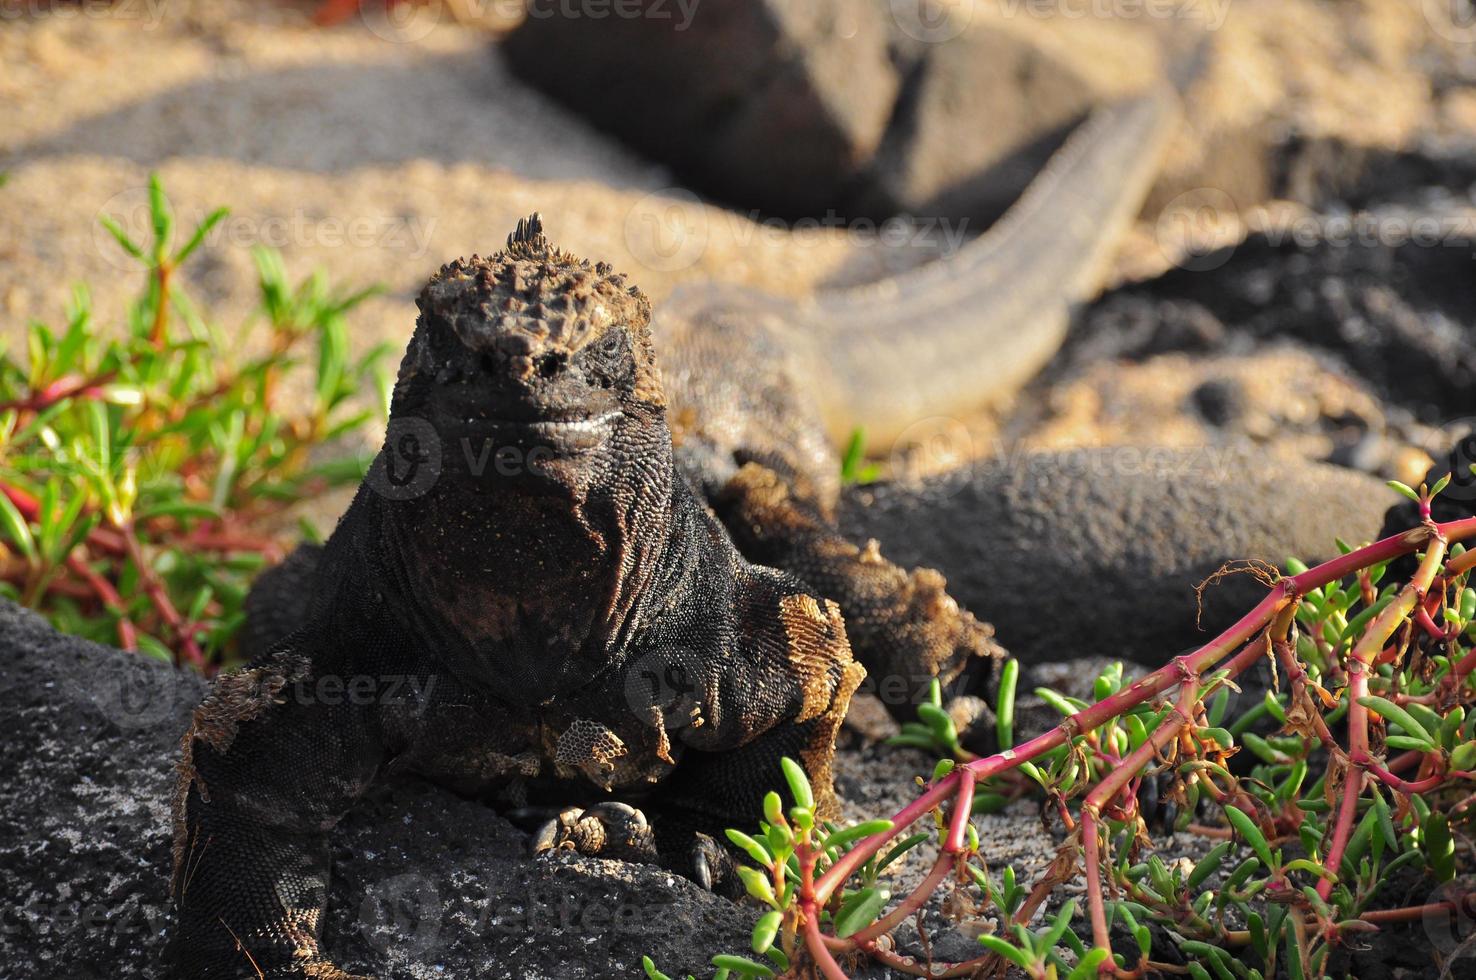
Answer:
[840, 448, 1394, 664]
[857, 25, 1094, 227]
[1076, 219, 1476, 423]
[501, 0, 899, 217]
[0, 602, 755, 979]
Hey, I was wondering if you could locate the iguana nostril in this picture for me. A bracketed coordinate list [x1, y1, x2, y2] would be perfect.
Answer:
[536, 353, 564, 379]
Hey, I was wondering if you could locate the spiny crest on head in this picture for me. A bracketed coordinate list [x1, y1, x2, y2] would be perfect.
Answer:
[417, 214, 653, 348]
[506, 212, 550, 256]
[405, 214, 664, 404]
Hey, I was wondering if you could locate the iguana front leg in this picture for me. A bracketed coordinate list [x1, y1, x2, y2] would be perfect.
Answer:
[534, 576, 865, 889]
[166, 643, 385, 979]
[713, 462, 1004, 722]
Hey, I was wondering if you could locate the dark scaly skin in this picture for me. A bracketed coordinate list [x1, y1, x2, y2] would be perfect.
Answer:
[241, 94, 1179, 733]
[166, 223, 864, 978]
[173, 91, 1179, 976]
[658, 92, 1178, 713]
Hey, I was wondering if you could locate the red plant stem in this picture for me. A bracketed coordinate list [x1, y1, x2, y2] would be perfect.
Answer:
[814, 565, 1301, 905]
[1415, 607, 1446, 640]
[1449, 548, 1476, 577]
[120, 522, 205, 668]
[803, 516, 1476, 977]
[1082, 632, 1270, 973]
[65, 554, 137, 649]
[1081, 684, 1200, 964]
[844, 941, 1001, 979]
[945, 768, 975, 852]
[0, 370, 118, 414]
[1360, 901, 1459, 924]
[0, 482, 127, 556]
[803, 905, 849, 980]
[1353, 751, 1445, 794]
[150, 261, 173, 346]
[849, 852, 956, 947]
[1317, 532, 1448, 900]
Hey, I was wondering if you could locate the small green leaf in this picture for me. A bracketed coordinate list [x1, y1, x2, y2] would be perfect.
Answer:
[0, 491, 36, 562]
[99, 215, 145, 259]
[839, 427, 868, 484]
[724, 830, 772, 866]
[735, 866, 776, 908]
[1424, 812, 1456, 883]
[750, 909, 781, 954]
[1039, 899, 1076, 951]
[172, 206, 228, 264]
[1066, 948, 1111, 980]
[762, 792, 784, 828]
[877, 832, 929, 872]
[1358, 695, 1438, 752]
[977, 934, 1033, 969]
[1283, 858, 1336, 881]
[1386, 480, 1420, 503]
[641, 955, 671, 980]
[971, 791, 1009, 815]
[917, 702, 958, 747]
[823, 819, 893, 853]
[779, 757, 813, 810]
[710, 954, 774, 978]
[833, 886, 888, 938]
[1188, 841, 1233, 890]
[995, 658, 1019, 750]
[1225, 806, 1275, 869]
[148, 172, 172, 251]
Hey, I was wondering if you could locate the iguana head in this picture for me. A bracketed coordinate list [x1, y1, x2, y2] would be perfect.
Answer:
[391, 214, 664, 487]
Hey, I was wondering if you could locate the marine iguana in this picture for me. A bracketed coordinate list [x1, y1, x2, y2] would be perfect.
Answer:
[168, 89, 1178, 977]
[243, 89, 1179, 721]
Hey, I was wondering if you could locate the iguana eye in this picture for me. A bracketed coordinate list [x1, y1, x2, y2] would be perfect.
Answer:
[596, 332, 624, 358]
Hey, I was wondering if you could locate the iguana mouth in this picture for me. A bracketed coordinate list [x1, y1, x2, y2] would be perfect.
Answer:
[465, 410, 621, 453]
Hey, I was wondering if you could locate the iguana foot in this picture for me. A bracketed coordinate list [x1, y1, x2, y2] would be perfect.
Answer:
[688, 832, 734, 891]
[531, 801, 658, 863]
[290, 963, 372, 980]
[530, 804, 735, 891]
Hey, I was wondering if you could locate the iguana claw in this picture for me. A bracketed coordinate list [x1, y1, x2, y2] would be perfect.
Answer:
[690, 832, 734, 892]
[531, 801, 656, 862]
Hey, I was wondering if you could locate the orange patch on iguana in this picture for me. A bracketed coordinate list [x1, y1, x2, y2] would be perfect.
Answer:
[800, 655, 866, 820]
[777, 591, 865, 819]
[778, 593, 855, 723]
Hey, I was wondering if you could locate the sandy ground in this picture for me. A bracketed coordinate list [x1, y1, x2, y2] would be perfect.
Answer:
[3, 0, 1469, 345]
[1, 0, 1471, 507]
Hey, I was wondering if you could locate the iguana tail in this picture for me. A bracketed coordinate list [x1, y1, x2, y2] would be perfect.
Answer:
[805, 87, 1180, 445]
